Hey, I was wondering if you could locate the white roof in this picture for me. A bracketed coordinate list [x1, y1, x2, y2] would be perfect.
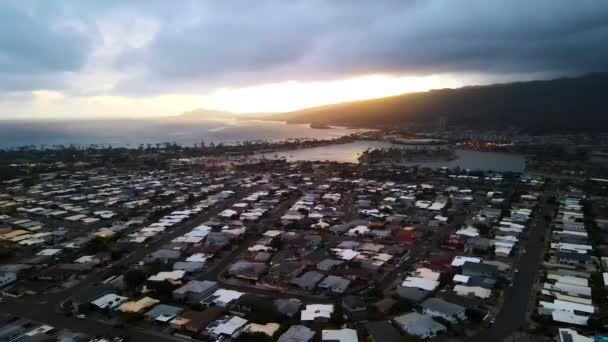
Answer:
[219, 209, 238, 217]
[539, 300, 595, 314]
[244, 323, 281, 337]
[321, 328, 359, 342]
[186, 253, 209, 263]
[451, 256, 481, 267]
[453, 285, 491, 298]
[547, 274, 589, 287]
[263, 230, 283, 238]
[148, 270, 186, 282]
[210, 289, 244, 305]
[91, 293, 128, 310]
[301, 304, 334, 321]
[184, 229, 210, 238]
[332, 248, 360, 261]
[37, 248, 62, 256]
[557, 328, 593, 342]
[552, 310, 589, 326]
[209, 316, 248, 336]
[412, 268, 441, 281]
[402, 277, 439, 291]
[455, 227, 479, 237]
[346, 225, 370, 236]
[453, 274, 470, 284]
[428, 201, 447, 211]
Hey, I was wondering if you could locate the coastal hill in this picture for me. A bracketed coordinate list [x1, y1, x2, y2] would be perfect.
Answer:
[268, 72, 608, 133]
[175, 108, 273, 121]
[174, 108, 238, 120]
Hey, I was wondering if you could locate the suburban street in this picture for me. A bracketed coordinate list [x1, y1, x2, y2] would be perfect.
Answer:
[467, 192, 552, 342]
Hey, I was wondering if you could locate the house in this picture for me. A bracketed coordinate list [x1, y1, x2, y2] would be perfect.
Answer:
[342, 296, 367, 320]
[244, 323, 281, 338]
[462, 262, 498, 278]
[278, 325, 315, 342]
[321, 328, 358, 342]
[363, 321, 402, 342]
[202, 288, 244, 308]
[227, 260, 268, 281]
[205, 315, 248, 340]
[393, 312, 447, 339]
[538, 300, 593, 326]
[397, 285, 431, 303]
[172, 261, 205, 273]
[318, 275, 351, 294]
[91, 293, 128, 310]
[274, 298, 302, 317]
[144, 249, 181, 264]
[173, 280, 219, 304]
[557, 251, 596, 269]
[148, 270, 186, 283]
[119, 297, 159, 314]
[144, 304, 184, 323]
[557, 328, 593, 342]
[317, 259, 344, 272]
[453, 285, 492, 299]
[172, 308, 222, 335]
[290, 271, 325, 291]
[0, 271, 16, 288]
[301, 304, 334, 322]
[0, 323, 27, 342]
[421, 297, 467, 324]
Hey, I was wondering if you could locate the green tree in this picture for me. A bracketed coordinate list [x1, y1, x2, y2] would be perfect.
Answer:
[124, 269, 147, 291]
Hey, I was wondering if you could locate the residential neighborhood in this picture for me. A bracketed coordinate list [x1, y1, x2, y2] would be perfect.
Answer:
[0, 155, 605, 342]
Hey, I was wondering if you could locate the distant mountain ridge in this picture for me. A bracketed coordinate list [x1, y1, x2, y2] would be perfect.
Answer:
[270, 72, 608, 133]
[175, 108, 274, 121]
[176, 108, 238, 120]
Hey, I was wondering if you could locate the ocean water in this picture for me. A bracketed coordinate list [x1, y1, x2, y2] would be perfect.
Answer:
[0, 119, 362, 148]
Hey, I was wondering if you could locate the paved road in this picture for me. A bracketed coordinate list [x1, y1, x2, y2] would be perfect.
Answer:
[467, 193, 552, 342]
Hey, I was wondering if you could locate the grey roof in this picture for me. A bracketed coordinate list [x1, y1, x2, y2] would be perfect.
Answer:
[173, 280, 218, 295]
[558, 251, 591, 261]
[364, 321, 402, 342]
[290, 271, 324, 290]
[342, 295, 366, 311]
[318, 275, 351, 293]
[421, 297, 466, 316]
[227, 260, 268, 279]
[316, 259, 344, 272]
[277, 325, 315, 342]
[559, 329, 575, 342]
[462, 261, 498, 276]
[467, 276, 497, 289]
[274, 298, 302, 317]
[393, 312, 446, 337]
[144, 304, 184, 320]
[145, 249, 180, 261]
[173, 260, 204, 271]
[481, 260, 510, 272]
[397, 286, 430, 303]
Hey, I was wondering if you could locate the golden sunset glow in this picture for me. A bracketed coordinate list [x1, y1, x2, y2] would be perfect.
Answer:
[200, 74, 465, 114]
[6, 74, 471, 119]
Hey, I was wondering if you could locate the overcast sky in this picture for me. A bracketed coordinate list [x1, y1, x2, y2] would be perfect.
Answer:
[1, 0, 607, 118]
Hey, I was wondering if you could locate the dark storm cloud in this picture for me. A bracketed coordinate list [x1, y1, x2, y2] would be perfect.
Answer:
[0, 0, 607, 95]
[111, 0, 608, 94]
[0, 2, 95, 92]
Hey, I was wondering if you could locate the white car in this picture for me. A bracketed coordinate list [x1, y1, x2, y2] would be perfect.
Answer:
[76, 314, 87, 319]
